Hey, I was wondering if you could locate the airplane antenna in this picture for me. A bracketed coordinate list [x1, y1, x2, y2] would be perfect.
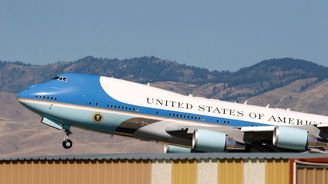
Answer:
[266, 104, 270, 108]
[244, 101, 248, 104]
[147, 83, 150, 86]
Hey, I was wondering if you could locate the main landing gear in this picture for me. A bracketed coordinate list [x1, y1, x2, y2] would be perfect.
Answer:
[62, 129, 73, 149]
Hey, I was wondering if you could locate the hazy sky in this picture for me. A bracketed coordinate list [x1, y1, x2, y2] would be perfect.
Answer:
[0, 0, 327, 70]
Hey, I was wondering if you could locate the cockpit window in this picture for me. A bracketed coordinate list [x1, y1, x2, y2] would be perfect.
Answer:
[52, 76, 67, 82]
[52, 76, 60, 80]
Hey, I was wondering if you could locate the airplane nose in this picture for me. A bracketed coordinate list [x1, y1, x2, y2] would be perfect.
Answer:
[16, 91, 23, 99]
[16, 88, 30, 103]
[17, 84, 38, 99]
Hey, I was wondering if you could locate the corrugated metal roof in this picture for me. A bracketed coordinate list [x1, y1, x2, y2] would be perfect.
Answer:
[1, 153, 328, 161]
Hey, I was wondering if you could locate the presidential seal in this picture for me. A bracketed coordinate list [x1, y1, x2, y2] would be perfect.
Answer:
[93, 113, 103, 122]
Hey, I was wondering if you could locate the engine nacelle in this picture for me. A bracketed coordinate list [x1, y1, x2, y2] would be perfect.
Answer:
[273, 126, 308, 150]
[164, 145, 191, 153]
[192, 129, 227, 152]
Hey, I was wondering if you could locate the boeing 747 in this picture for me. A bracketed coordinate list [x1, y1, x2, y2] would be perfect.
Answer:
[16, 73, 328, 152]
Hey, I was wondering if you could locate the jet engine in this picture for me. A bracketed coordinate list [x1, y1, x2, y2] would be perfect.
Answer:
[273, 126, 309, 150]
[164, 145, 191, 153]
[192, 129, 245, 152]
[192, 129, 226, 152]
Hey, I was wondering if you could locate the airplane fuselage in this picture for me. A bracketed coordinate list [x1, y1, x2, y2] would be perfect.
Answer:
[16, 73, 328, 151]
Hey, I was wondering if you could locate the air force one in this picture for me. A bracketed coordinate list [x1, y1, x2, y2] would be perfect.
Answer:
[16, 73, 328, 153]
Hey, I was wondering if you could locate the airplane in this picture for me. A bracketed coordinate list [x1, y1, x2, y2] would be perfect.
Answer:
[16, 73, 328, 153]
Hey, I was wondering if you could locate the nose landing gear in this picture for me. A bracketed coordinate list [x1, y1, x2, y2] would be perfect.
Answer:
[62, 129, 73, 149]
[63, 139, 73, 149]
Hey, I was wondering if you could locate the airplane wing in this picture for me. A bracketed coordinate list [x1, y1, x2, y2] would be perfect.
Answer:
[240, 126, 275, 132]
[167, 124, 328, 152]
[131, 119, 245, 147]
[165, 124, 245, 143]
[129, 116, 328, 152]
[316, 124, 328, 135]
[242, 125, 328, 145]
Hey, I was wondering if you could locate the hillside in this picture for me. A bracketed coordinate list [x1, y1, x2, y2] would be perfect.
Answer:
[248, 79, 328, 115]
[1, 57, 327, 101]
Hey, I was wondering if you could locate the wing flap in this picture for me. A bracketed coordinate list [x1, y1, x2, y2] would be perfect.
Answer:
[241, 126, 275, 132]
[317, 124, 328, 128]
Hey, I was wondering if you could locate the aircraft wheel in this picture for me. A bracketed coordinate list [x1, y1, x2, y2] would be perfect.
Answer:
[62, 139, 73, 149]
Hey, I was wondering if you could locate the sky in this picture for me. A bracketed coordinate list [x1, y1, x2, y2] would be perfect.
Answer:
[0, 0, 327, 71]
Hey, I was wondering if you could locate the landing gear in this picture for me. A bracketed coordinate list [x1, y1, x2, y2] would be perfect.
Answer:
[62, 129, 73, 149]
[62, 139, 73, 149]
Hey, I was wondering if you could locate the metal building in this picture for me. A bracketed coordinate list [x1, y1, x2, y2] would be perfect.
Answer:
[0, 153, 328, 184]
